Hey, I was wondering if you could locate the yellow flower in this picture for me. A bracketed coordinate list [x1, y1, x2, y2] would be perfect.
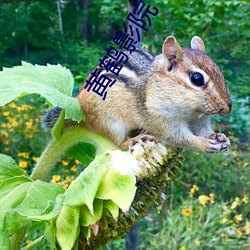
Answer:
[26, 121, 33, 129]
[232, 150, 237, 156]
[62, 160, 69, 166]
[220, 217, 228, 224]
[70, 165, 77, 172]
[231, 198, 240, 209]
[182, 207, 192, 217]
[243, 195, 248, 204]
[189, 184, 199, 197]
[11, 119, 18, 127]
[32, 157, 39, 162]
[18, 152, 30, 159]
[0, 130, 8, 138]
[234, 214, 243, 224]
[63, 182, 69, 189]
[3, 111, 9, 116]
[51, 175, 61, 183]
[198, 195, 210, 206]
[9, 102, 16, 108]
[221, 162, 228, 167]
[75, 159, 81, 165]
[179, 247, 186, 250]
[209, 193, 215, 204]
[19, 161, 28, 169]
[66, 176, 75, 182]
[244, 221, 250, 234]
[194, 238, 201, 247]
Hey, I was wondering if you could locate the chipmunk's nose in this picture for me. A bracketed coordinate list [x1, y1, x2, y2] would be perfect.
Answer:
[219, 101, 232, 114]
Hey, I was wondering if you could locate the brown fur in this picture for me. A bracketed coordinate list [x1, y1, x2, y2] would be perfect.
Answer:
[77, 36, 232, 152]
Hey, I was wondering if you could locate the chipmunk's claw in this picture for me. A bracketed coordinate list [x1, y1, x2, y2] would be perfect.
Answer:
[208, 133, 230, 152]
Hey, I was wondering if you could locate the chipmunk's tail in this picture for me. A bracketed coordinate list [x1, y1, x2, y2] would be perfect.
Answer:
[41, 106, 62, 130]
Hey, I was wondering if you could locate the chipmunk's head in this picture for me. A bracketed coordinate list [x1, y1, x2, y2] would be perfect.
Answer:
[153, 36, 232, 116]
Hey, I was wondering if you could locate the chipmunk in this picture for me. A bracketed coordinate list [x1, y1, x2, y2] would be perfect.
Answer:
[43, 36, 232, 153]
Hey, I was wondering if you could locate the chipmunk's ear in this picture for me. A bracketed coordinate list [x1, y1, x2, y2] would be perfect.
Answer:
[162, 36, 184, 65]
[191, 36, 205, 52]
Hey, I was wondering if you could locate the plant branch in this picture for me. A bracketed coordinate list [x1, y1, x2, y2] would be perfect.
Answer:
[30, 126, 118, 181]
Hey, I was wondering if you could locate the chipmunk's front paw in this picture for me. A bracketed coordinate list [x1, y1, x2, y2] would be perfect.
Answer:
[206, 133, 230, 152]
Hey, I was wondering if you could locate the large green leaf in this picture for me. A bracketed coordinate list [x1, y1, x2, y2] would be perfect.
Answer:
[0, 154, 65, 248]
[65, 142, 96, 165]
[96, 167, 136, 212]
[63, 154, 110, 213]
[56, 205, 80, 250]
[0, 62, 85, 121]
[0, 154, 30, 181]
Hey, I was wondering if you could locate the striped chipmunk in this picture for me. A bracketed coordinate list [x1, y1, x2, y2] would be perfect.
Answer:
[43, 36, 232, 153]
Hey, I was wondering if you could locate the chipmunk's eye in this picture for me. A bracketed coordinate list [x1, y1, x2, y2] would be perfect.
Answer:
[190, 72, 204, 87]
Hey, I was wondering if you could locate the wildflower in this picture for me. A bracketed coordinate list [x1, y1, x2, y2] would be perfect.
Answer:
[62, 160, 69, 166]
[9, 102, 16, 108]
[66, 176, 75, 182]
[198, 195, 210, 206]
[234, 214, 243, 224]
[189, 184, 199, 198]
[243, 195, 248, 204]
[71, 165, 77, 172]
[232, 150, 237, 156]
[221, 162, 228, 167]
[179, 247, 186, 250]
[220, 217, 228, 224]
[63, 182, 69, 189]
[32, 157, 39, 162]
[18, 152, 30, 159]
[19, 161, 28, 169]
[10, 118, 18, 127]
[194, 238, 201, 247]
[0, 130, 8, 138]
[51, 175, 61, 183]
[231, 197, 240, 209]
[26, 121, 33, 129]
[209, 193, 215, 204]
[244, 221, 250, 234]
[3, 111, 9, 116]
[182, 207, 192, 217]
[75, 159, 81, 165]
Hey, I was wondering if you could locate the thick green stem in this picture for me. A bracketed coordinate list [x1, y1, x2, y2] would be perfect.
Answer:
[30, 126, 118, 181]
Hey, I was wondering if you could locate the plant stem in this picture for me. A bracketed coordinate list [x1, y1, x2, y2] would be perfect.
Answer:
[30, 126, 118, 181]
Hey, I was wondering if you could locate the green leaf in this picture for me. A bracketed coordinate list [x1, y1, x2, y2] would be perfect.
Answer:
[79, 199, 103, 226]
[96, 167, 136, 212]
[0, 154, 30, 181]
[64, 154, 111, 213]
[0, 62, 85, 122]
[20, 181, 64, 213]
[45, 220, 56, 249]
[52, 108, 65, 139]
[0, 176, 32, 201]
[65, 142, 96, 165]
[103, 200, 119, 219]
[56, 205, 80, 250]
